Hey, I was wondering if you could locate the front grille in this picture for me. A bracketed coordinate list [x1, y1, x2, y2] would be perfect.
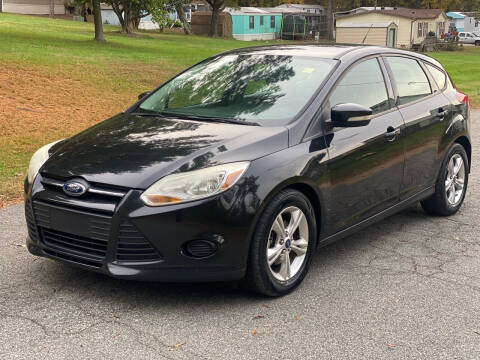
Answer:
[116, 221, 162, 262]
[40, 227, 108, 259]
[25, 201, 39, 242]
[33, 201, 112, 269]
[43, 248, 103, 268]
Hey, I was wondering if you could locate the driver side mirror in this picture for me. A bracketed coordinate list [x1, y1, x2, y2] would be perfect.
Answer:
[328, 103, 373, 128]
[138, 91, 150, 100]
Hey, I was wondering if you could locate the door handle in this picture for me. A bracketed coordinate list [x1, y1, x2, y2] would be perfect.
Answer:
[437, 109, 448, 120]
[385, 126, 400, 142]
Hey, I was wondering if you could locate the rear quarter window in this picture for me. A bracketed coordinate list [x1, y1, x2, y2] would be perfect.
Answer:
[425, 63, 446, 90]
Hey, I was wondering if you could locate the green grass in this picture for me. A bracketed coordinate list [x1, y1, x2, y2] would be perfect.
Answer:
[0, 13, 281, 67]
[429, 47, 480, 107]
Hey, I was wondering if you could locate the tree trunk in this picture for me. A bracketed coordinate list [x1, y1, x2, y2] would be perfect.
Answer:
[175, 4, 192, 35]
[49, 0, 55, 18]
[327, 0, 333, 41]
[209, 8, 220, 37]
[82, 4, 88, 22]
[111, 3, 129, 34]
[93, 0, 105, 42]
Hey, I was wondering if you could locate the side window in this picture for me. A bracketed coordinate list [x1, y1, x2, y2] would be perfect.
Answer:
[260, 16, 264, 26]
[328, 58, 390, 115]
[386, 57, 432, 105]
[249, 16, 254, 29]
[425, 63, 446, 90]
[270, 16, 275, 28]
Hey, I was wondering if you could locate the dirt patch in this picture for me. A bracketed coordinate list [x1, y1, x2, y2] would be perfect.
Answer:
[0, 65, 133, 138]
[0, 63, 138, 207]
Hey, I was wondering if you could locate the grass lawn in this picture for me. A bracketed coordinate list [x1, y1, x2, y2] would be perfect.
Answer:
[0, 12, 479, 207]
[429, 47, 480, 107]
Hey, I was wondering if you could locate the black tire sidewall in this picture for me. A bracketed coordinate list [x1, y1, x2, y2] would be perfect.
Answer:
[250, 190, 317, 295]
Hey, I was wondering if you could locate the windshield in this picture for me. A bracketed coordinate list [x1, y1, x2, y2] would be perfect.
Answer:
[137, 54, 337, 126]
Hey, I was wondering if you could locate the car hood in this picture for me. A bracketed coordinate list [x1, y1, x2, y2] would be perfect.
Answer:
[41, 113, 289, 189]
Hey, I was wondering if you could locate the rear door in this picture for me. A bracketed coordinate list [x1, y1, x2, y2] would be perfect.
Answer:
[321, 57, 405, 234]
[384, 56, 452, 199]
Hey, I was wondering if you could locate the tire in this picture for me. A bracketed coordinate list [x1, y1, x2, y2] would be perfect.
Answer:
[475, 41, 480, 46]
[421, 143, 469, 216]
[243, 189, 317, 296]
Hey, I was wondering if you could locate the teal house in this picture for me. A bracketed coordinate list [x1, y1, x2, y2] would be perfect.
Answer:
[227, 7, 283, 41]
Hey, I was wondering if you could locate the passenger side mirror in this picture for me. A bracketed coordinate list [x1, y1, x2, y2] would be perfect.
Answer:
[328, 103, 373, 127]
[138, 91, 150, 100]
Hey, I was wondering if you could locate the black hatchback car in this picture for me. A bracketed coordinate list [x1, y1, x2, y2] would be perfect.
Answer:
[25, 45, 471, 296]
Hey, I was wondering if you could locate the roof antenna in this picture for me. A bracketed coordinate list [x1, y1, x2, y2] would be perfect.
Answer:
[362, 24, 374, 44]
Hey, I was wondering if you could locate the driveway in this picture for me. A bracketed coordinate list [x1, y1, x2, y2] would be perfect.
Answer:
[1, 111, 479, 360]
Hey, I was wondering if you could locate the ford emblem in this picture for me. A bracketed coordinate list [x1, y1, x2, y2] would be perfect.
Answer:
[63, 179, 89, 197]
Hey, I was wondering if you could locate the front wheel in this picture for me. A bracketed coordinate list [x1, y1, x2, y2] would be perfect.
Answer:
[244, 189, 317, 296]
[421, 143, 469, 216]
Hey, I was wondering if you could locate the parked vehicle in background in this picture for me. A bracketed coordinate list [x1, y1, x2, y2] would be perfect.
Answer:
[458, 32, 480, 45]
[24, 45, 471, 296]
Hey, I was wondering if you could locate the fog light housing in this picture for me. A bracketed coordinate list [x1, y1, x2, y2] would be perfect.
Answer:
[183, 240, 218, 258]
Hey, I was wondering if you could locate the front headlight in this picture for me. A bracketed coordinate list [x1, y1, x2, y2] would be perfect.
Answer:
[140, 162, 250, 206]
[27, 140, 64, 184]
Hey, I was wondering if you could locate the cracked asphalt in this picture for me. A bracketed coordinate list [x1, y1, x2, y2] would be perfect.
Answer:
[1, 111, 479, 360]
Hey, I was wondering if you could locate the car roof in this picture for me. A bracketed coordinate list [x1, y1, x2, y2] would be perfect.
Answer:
[222, 44, 444, 68]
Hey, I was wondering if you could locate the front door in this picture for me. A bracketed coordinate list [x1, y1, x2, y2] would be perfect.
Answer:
[388, 28, 396, 47]
[322, 57, 405, 234]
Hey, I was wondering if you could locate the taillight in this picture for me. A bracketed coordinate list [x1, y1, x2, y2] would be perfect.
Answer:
[455, 86, 470, 106]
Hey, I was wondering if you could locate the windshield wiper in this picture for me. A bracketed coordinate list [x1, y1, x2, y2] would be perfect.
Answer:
[159, 112, 260, 126]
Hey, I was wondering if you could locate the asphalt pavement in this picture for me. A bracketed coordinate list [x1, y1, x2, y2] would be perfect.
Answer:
[1, 111, 479, 359]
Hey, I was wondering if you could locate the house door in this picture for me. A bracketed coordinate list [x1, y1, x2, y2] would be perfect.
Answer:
[388, 28, 396, 47]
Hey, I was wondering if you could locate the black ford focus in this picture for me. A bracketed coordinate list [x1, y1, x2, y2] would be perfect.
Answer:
[25, 45, 471, 296]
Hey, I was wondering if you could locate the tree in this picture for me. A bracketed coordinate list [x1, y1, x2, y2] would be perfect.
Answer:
[205, 0, 225, 37]
[173, 1, 192, 35]
[105, 0, 151, 34]
[92, 0, 105, 41]
[149, 2, 172, 32]
[327, 0, 333, 41]
[72, 0, 105, 41]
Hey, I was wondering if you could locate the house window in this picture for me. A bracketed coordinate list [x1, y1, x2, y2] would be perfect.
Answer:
[260, 16, 264, 26]
[270, 16, 275, 28]
[418, 22, 428, 37]
[249, 16, 254, 29]
[437, 22, 445, 35]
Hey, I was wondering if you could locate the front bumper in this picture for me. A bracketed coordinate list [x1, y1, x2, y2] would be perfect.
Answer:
[25, 175, 255, 282]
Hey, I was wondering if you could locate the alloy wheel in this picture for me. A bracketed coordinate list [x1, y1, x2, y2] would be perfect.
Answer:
[266, 206, 309, 281]
[445, 153, 465, 206]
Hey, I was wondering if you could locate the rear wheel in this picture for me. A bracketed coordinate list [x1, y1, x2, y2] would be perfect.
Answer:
[475, 40, 480, 46]
[421, 143, 469, 216]
[244, 189, 316, 296]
